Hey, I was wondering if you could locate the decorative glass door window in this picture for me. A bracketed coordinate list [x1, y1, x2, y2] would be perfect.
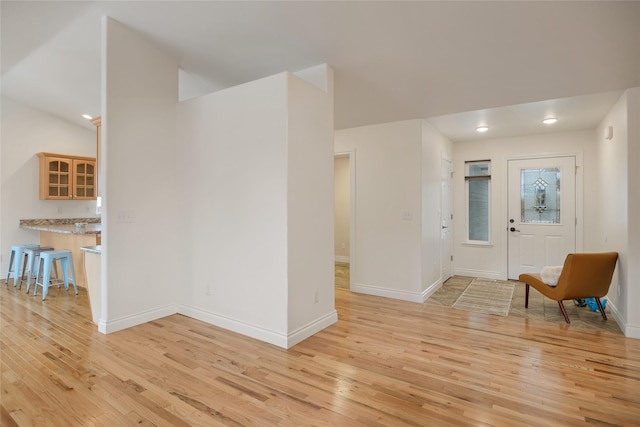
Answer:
[520, 168, 560, 224]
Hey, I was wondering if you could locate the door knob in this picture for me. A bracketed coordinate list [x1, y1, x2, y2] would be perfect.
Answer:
[510, 227, 520, 232]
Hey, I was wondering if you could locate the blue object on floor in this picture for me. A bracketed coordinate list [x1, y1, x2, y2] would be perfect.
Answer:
[585, 297, 607, 312]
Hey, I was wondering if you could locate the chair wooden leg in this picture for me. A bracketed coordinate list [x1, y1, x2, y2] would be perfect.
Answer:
[558, 301, 570, 323]
[525, 284, 530, 308]
[595, 297, 608, 320]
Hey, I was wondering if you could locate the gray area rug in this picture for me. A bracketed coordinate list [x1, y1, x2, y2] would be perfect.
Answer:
[452, 278, 515, 317]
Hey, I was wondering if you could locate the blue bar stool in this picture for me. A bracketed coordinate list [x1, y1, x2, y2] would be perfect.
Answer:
[34, 250, 78, 300]
[22, 247, 55, 293]
[6, 244, 40, 287]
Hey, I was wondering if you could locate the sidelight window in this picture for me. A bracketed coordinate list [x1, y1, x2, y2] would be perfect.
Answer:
[465, 160, 491, 243]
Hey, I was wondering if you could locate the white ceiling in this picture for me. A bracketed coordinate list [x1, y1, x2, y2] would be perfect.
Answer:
[2, 1, 639, 141]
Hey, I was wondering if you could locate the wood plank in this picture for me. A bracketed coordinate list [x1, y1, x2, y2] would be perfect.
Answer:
[2, 284, 640, 426]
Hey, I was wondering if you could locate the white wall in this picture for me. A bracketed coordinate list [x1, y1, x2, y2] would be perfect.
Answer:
[596, 87, 640, 338]
[452, 130, 596, 280]
[177, 73, 290, 342]
[0, 97, 97, 277]
[335, 120, 425, 301]
[177, 67, 336, 348]
[101, 17, 179, 332]
[286, 70, 336, 344]
[626, 88, 640, 337]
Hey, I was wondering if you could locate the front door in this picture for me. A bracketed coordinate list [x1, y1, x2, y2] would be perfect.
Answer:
[507, 157, 576, 279]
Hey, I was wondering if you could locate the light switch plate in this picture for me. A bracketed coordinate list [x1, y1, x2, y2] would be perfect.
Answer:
[116, 210, 134, 223]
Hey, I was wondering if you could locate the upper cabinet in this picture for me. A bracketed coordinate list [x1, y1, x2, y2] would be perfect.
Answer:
[90, 116, 101, 196]
[37, 153, 97, 200]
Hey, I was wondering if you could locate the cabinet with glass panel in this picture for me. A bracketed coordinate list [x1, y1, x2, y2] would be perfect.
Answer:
[37, 153, 96, 200]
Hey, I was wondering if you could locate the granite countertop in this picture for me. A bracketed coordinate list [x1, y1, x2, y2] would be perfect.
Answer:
[20, 218, 101, 235]
[80, 245, 102, 254]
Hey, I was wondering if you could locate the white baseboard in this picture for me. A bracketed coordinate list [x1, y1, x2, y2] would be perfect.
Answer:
[180, 304, 288, 347]
[608, 301, 640, 339]
[179, 305, 338, 349]
[625, 323, 640, 339]
[98, 304, 178, 334]
[335, 255, 350, 263]
[422, 279, 443, 302]
[287, 310, 338, 348]
[453, 268, 505, 281]
[351, 282, 434, 303]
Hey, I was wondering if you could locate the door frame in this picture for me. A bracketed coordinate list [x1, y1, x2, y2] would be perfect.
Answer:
[503, 152, 584, 278]
[334, 149, 356, 290]
[440, 156, 453, 282]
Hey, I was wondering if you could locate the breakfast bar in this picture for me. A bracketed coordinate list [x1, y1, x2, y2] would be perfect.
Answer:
[80, 245, 102, 323]
[20, 218, 101, 288]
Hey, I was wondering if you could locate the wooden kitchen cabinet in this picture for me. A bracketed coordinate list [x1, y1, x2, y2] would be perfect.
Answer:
[37, 153, 97, 200]
[90, 116, 101, 195]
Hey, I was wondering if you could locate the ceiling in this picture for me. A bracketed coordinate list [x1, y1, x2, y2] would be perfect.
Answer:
[2, 1, 639, 141]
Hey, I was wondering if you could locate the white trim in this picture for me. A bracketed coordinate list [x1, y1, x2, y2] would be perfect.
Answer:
[179, 304, 338, 349]
[423, 279, 444, 302]
[453, 267, 505, 281]
[440, 155, 453, 282]
[334, 255, 350, 263]
[98, 304, 178, 334]
[286, 310, 338, 347]
[608, 300, 640, 339]
[180, 304, 289, 348]
[625, 324, 640, 340]
[351, 281, 440, 303]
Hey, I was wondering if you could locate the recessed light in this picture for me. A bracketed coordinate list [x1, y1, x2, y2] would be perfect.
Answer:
[542, 118, 558, 125]
[476, 126, 489, 133]
[82, 114, 93, 120]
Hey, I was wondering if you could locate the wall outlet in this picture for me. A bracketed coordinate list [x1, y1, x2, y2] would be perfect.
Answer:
[341, 242, 346, 249]
[205, 286, 212, 296]
[402, 210, 413, 220]
[314, 291, 319, 304]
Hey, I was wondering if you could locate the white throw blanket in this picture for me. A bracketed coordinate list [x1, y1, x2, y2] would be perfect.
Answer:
[540, 265, 563, 287]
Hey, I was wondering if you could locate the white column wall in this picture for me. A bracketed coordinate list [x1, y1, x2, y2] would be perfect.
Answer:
[452, 130, 596, 280]
[335, 120, 424, 302]
[286, 71, 337, 346]
[597, 87, 640, 338]
[101, 17, 179, 332]
[177, 74, 289, 344]
[595, 92, 628, 323]
[0, 98, 97, 278]
[626, 88, 640, 337]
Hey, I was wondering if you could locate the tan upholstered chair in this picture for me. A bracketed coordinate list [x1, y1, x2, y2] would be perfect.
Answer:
[518, 252, 618, 323]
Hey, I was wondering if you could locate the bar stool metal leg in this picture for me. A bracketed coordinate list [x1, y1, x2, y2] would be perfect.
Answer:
[23, 247, 55, 293]
[6, 244, 40, 287]
[34, 250, 78, 300]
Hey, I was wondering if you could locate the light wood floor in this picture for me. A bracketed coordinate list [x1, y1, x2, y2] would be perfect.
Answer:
[2, 282, 640, 426]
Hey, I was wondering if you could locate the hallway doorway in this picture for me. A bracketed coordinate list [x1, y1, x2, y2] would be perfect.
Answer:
[334, 152, 353, 290]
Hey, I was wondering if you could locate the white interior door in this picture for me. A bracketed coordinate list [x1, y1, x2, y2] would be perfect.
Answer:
[441, 158, 453, 281]
[507, 157, 576, 279]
